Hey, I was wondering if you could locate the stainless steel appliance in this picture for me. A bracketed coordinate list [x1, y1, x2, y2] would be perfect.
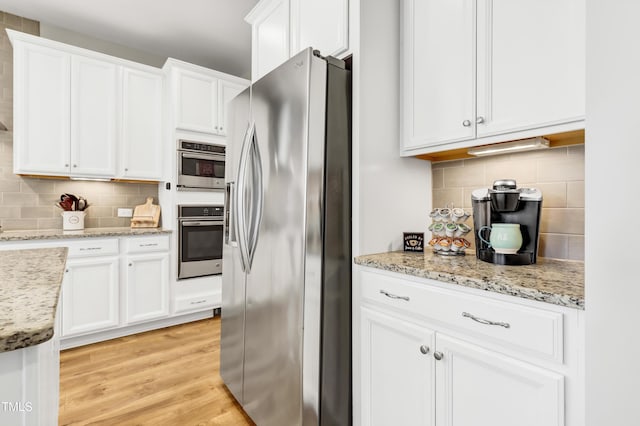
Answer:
[176, 140, 225, 191]
[177, 205, 224, 279]
[472, 179, 543, 265]
[221, 49, 351, 426]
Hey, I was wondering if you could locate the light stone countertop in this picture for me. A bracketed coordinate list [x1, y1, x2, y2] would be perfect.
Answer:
[354, 250, 584, 310]
[0, 227, 172, 242]
[0, 247, 68, 353]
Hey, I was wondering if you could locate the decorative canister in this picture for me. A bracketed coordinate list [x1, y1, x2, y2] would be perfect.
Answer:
[61, 211, 86, 231]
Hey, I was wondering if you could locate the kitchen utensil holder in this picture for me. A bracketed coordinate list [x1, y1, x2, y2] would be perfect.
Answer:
[62, 211, 86, 231]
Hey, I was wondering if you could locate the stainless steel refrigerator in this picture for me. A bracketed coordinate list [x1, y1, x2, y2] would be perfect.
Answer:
[221, 48, 352, 426]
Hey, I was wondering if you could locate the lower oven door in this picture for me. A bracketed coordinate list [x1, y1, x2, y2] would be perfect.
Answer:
[178, 219, 224, 279]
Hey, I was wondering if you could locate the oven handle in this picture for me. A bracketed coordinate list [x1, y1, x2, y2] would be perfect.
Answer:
[236, 121, 254, 273]
[179, 152, 225, 162]
[180, 221, 223, 227]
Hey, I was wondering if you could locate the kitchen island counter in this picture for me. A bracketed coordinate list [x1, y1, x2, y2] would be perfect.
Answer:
[354, 250, 584, 309]
[0, 247, 68, 353]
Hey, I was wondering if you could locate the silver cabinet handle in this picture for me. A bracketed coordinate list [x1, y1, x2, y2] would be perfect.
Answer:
[124, 168, 128, 172]
[434, 351, 443, 361]
[476, 116, 485, 124]
[190, 299, 207, 305]
[462, 312, 510, 328]
[64, 164, 69, 168]
[379, 289, 410, 302]
[462, 120, 471, 127]
[73, 164, 77, 168]
[219, 127, 224, 131]
[140, 243, 158, 247]
[129, 263, 133, 267]
[420, 345, 430, 355]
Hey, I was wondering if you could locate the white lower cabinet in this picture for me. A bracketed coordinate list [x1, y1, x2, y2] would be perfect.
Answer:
[435, 335, 563, 426]
[61, 256, 119, 337]
[361, 307, 435, 426]
[124, 252, 170, 324]
[358, 267, 583, 426]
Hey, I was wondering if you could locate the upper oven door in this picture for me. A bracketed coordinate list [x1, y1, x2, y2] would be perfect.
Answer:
[179, 219, 224, 263]
[177, 152, 225, 189]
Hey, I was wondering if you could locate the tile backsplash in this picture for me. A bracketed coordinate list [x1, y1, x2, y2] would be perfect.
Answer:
[432, 145, 585, 260]
[0, 11, 158, 231]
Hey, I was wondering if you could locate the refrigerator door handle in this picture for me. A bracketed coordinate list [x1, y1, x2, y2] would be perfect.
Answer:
[225, 182, 237, 246]
[246, 127, 264, 270]
[236, 122, 254, 273]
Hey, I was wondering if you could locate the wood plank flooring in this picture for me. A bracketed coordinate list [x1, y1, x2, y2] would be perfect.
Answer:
[59, 317, 255, 425]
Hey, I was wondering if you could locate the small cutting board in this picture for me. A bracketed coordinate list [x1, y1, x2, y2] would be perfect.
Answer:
[131, 197, 161, 228]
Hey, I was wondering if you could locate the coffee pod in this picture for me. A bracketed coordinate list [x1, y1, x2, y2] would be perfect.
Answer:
[445, 222, 458, 237]
[429, 237, 440, 251]
[454, 223, 471, 238]
[452, 207, 469, 223]
[430, 209, 441, 222]
[438, 237, 452, 252]
[452, 238, 465, 252]
[462, 238, 471, 249]
[438, 208, 451, 222]
[432, 222, 445, 237]
[428, 223, 435, 232]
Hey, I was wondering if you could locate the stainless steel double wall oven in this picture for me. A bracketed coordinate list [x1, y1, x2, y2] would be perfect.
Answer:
[177, 205, 224, 280]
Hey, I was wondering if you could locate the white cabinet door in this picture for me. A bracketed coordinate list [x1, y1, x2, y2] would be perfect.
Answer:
[361, 307, 435, 426]
[174, 68, 219, 134]
[291, 0, 349, 57]
[13, 42, 70, 175]
[124, 252, 169, 324]
[121, 67, 163, 180]
[70, 55, 118, 177]
[401, 0, 475, 151]
[249, 0, 290, 81]
[435, 334, 564, 426]
[476, 0, 585, 137]
[218, 80, 247, 135]
[62, 257, 119, 337]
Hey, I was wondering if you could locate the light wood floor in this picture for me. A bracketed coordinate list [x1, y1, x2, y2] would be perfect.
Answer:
[59, 317, 255, 426]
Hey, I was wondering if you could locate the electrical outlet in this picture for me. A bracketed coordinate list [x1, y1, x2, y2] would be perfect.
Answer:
[117, 208, 133, 218]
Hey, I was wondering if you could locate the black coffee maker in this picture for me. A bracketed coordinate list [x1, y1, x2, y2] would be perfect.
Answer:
[471, 179, 542, 265]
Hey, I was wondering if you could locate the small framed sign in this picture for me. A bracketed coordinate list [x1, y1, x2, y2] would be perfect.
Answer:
[403, 232, 424, 252]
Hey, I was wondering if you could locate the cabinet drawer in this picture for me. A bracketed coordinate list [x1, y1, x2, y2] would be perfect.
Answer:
[67, 239, 119, 258]
[124, 235, 169, 253]
[360, 270, 564, 363]
[174, 292, 220, 314]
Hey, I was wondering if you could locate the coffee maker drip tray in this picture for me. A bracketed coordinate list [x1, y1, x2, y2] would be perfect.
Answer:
[477, 248, 535, 265]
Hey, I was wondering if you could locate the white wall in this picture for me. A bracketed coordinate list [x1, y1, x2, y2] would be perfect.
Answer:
[40, 22, 166, 68]
[353, 0, 431, 257]
[585, 1, 640, 425]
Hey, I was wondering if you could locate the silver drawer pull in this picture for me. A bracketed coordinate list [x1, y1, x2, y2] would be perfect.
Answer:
[462, 312, 510, 329]
[190, 299, 207, 305]
[80, 247, 102, 251]
[140, 243, 158, 247]
[380, 290, 410, 302]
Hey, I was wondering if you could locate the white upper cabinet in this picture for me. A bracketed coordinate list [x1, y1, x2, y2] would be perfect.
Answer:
[8, 30, 165, 181]
[70, 55, 118, 177]
[121, 67, 163, 180]
[246, 0, 291, 81]
[400, 0, 585, 155]
[174, 68, 219, 134]
[475, 0, 585, 137]
[218, 80, 246, 135]
[12, 41, 70, 176]
[291, 0, 349, 58]
[401, 0, 475, 150]
[246, 0, 350, 81]
[165, 59, 249, 136]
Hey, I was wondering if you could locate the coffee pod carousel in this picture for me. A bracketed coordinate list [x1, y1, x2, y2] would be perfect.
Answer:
[428, 206, 472, 256]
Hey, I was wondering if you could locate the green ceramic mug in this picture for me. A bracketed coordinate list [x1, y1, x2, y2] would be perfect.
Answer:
[478, 223, 523, 254]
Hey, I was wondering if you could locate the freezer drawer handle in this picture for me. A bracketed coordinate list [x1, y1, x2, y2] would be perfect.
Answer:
[462, 312, 510, 329]
[380, 289, 410, 302]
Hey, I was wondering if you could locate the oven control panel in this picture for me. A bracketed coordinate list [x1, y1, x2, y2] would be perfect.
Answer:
[178, 205, 224, 218]
[178, 140, 226, 154]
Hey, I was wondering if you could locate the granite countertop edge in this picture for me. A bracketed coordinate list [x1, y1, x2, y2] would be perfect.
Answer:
[354, 252, 584, 310]
[0, 227, 172, 242]
[0, 247, 68, 353]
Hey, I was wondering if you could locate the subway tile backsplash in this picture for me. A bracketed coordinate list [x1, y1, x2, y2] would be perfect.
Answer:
[0, 12, 158, 231]
[432, 145, 585, 260]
